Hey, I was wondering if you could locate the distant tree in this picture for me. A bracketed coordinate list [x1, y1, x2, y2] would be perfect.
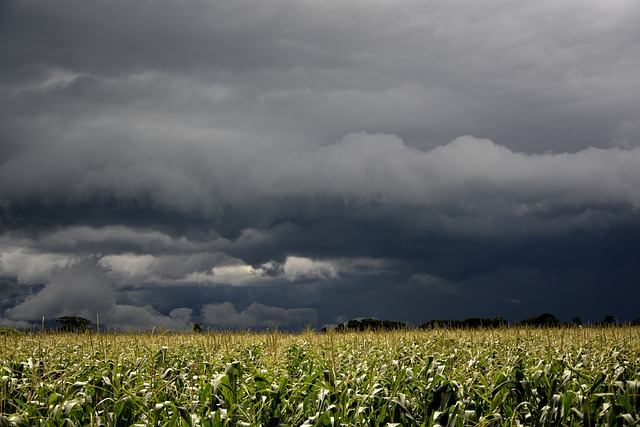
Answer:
[518, 312, 559, 327]
[602, 315, 617, 327]
[572, 317, 583, 326]
[418, 316, 509, 330]
[192, 323, 203, 333]
[335, 318, 409, 332]
[492, 317, 509, 328]
[57, 316, 91, 332]
[347, 319, 363, 331]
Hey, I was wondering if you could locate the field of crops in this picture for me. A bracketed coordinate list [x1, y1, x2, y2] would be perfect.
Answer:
[1, 327, 639, 426]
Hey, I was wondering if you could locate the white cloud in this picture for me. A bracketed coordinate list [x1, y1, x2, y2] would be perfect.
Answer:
[99, 252, 233, 286]
[186, 264, 263, 286]
[0, 247, 78, 284]
[183, 256, 384, 286]
[282, 256, 339, 281]
[5, 260, 116, 321]
[38, 225, 200, 252]
[98, 254, 157, 282]
[2, 259, 195, 331]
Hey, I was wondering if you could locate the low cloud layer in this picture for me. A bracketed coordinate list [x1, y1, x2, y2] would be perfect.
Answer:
[1, 0, 639, 329]
[201, 302, 317, 329]
[3, 134, 638, 238]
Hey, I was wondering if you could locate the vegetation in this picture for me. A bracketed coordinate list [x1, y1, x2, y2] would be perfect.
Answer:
[1, 327, 640, 426]
[418, 317, 509, 330]
[56, 316, 91, 333]
[327, 312, 635, 331]
[516, 312, 561, 328]
[325, 318, 409, 332]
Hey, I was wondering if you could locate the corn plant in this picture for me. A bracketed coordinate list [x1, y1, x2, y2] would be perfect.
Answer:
[1, 328, 639, 426]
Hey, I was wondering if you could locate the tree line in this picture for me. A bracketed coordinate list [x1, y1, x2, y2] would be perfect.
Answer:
[2, 313, 634, 334]
[323, 313, 640, 332]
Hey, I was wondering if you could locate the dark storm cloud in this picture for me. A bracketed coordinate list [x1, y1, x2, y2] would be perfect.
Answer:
[201, 302, 317, 329]
[3, 0, 640, 153]
[3, 134, 638, 238]
[1, 0, 640, 329]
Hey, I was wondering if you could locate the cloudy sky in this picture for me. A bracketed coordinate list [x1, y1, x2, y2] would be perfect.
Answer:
[1, 0, 639, 330]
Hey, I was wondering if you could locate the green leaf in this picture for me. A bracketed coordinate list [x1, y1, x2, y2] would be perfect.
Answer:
[619, 413, 636, 426]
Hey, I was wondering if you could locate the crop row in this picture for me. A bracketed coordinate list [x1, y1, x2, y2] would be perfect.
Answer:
[1, 328, 639, 426]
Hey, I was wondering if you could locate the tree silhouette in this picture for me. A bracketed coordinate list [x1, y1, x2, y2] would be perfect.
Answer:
[602, 314, 616, 326]
[572, 317, 583, 326]
[57, 316, 91, 332]
[192, 322, 203, 333]
[418, 316, 509, 329]
[517, 312, 559, 327]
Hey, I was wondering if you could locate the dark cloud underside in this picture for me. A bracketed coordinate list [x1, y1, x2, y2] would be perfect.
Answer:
[1, 0, 639, 329]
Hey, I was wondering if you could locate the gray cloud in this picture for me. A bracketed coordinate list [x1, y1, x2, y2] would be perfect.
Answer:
[3, 0, 640, 152]
[3, 260, 110, 321]
[201, 302, 317, 329]
[2, 133, 638, 242]
[0, 258, 198, 330]
[1, 0, 640, 328]
[236, 133, 640, 216]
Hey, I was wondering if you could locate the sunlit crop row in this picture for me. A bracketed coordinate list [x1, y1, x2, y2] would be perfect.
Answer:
[1, 327, 639, 426]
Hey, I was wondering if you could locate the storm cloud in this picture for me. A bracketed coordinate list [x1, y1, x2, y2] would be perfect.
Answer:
[1, 0, 639, 329]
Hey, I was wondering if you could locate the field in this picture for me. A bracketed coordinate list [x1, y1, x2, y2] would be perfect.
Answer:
[1, 327, 639, 426]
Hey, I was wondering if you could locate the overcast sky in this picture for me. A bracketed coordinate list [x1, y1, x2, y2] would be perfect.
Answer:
[1, 0, 640, 330]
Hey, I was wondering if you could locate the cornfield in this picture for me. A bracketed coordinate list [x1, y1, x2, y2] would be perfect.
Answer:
[1, 327, 639, 426]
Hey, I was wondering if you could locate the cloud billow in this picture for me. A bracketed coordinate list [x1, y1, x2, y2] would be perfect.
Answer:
[2, 133, 638, 328]
[1, 0, 640, 328]
[3, 133, 638, 235]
